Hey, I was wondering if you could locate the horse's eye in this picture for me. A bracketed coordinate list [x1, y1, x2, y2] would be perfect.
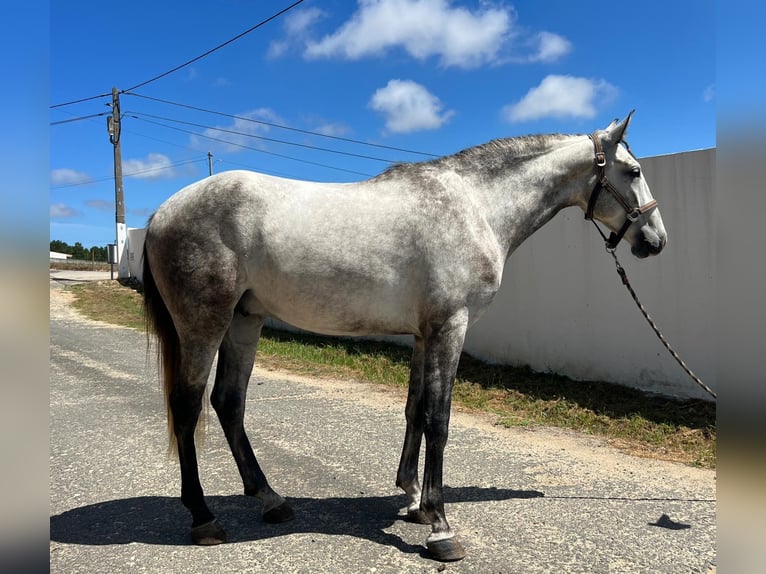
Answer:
[631, 167, 641, 178]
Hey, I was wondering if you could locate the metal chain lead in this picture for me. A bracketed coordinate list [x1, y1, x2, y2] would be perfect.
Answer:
[608, 249, 717, 400]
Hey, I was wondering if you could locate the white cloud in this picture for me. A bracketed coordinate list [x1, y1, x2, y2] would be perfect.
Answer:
[129, 207, 153, 217]
[305, 0, 513, 68]
[312, 122, 351, 137]
[369, 79, 453, 133]
[503, 75, 618, 122]
[267, 40, 289, 59]
[703, 84, 715, 103]
[123, 153, 176, 180]
[527, 31, 571, 63]
[51, 168, 91, 186]
[285, 6, 326, 35]
[85, 199, 114, 211]
[50, 203, 76, 218]
[268, 7, 326, 58]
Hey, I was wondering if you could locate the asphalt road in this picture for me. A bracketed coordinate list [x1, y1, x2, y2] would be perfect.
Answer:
[50, 277, 716, 573]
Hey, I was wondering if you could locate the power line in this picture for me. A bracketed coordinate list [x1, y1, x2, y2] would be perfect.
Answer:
[124, 92, 440, 158]
[125, 157, 205, 180]
[50, 112, 110, 126]
[51, 101, 203, 151]
[50, 1, 305, 108]
[124, 0, 306, 92]
[122, 127, 197, 151]
[51, 158, 208, 189]
[50, 92, 112, 110]
[132, 115, 375, 178]
[128, 110, 396, 163]
[129, 115, 374, 178]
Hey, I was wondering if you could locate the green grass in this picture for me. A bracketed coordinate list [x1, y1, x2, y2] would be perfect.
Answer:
[68, 280, 145, 330]
[64, 280, 716, 468]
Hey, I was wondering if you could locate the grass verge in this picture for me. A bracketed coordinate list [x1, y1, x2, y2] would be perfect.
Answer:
[64, 280, 716, 468]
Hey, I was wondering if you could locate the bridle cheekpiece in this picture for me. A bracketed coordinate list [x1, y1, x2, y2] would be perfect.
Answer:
[584, 133, 658, 251]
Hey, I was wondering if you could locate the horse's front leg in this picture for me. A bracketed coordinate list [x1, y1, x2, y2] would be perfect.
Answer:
[396, 336, 428, 523]
[420, 309, 469, 562]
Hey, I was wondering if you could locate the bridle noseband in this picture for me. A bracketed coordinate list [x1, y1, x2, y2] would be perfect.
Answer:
[584, 133, 658, 251]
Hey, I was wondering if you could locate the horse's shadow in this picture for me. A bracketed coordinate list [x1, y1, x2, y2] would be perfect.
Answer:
[50, 486, 543, 553]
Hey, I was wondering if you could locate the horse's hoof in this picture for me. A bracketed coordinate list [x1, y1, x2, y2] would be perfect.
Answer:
[191, 519, 227, 545]
[427, 536, 467, 562]
[263, 501, 295, 524]
[406, 508, 430, 524]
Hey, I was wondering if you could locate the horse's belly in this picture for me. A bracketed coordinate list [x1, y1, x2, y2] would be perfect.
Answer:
[250, 273, 422, 337]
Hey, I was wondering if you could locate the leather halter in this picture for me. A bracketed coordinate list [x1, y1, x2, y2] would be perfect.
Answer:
[584, 133, 658, 251]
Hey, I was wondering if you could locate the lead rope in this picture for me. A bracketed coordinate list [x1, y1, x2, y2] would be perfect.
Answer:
[606, 247, 717, 400]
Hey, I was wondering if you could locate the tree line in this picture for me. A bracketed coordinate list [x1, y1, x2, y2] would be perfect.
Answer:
[50, 240, 109, 262]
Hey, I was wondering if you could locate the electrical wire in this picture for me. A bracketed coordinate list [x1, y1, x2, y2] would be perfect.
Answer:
[124, 92, 440, 158]
[122, 127, 199, 150]
[123, 126, 310, 181]
[128, 111, 396, 163]
[124, 1, 306, 92]
[123, 158, 206, 180]
[129, 114, 374, 178]
[50, 112, 110, 126]
[50, 1, 305, 108]
[51, 158, 208, 189]
[50, 92, 112, 110]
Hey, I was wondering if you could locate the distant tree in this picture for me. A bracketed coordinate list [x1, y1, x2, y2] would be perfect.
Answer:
[91, 246, 107, 262]
[50, 240, 109, 261]
[50, 239, 70, 253]
[71, 242, 88, 260]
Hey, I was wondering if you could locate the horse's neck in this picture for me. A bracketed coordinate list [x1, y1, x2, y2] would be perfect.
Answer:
[477, 139, 592, 258]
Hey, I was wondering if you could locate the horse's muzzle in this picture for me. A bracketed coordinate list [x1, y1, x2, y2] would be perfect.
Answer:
[631, 227, 667, 258]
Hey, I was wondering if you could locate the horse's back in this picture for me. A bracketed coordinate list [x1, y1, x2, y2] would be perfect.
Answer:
[146, 170, 504, 336]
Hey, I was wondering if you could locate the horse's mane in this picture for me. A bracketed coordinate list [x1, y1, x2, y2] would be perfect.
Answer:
[375, 133, 582, 180]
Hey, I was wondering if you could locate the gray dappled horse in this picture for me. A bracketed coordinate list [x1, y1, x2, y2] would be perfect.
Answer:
[142, 112, 666, 561]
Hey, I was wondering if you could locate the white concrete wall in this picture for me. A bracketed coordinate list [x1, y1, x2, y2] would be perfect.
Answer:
[126, 227, 146, 280]
[462, 149, 715, 400]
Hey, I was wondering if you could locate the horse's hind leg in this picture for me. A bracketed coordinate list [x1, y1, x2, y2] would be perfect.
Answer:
[170, 336, 228, 545]
[211, 311, 294, 524]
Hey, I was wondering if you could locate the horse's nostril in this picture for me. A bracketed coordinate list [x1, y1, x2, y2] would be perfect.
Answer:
[655, 234, 667, 253]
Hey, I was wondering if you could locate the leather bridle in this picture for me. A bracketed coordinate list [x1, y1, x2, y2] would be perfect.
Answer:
[584, 133, 658, 251]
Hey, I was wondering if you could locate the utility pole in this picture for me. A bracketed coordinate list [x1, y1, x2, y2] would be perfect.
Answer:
[208, 151, 214, 176]
[107, 87, 129, 280]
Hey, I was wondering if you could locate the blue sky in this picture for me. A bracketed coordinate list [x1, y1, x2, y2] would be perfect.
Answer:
[49, 0, 715, 248]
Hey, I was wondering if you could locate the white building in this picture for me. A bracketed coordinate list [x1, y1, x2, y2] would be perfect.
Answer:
[50, 251, 72, 261]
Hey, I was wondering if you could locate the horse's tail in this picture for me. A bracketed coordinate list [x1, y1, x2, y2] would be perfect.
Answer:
[142, 239, 180, 454]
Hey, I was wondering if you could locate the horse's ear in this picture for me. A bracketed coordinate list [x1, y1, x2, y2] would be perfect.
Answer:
[605, 110, 635, 143]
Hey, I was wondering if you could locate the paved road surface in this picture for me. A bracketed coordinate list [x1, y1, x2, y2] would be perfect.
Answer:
[50, 280, 716, 573]
[49, 269, 113, 284]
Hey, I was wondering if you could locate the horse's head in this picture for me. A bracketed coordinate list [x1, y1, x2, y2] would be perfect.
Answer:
[584, 112, 667, 258]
